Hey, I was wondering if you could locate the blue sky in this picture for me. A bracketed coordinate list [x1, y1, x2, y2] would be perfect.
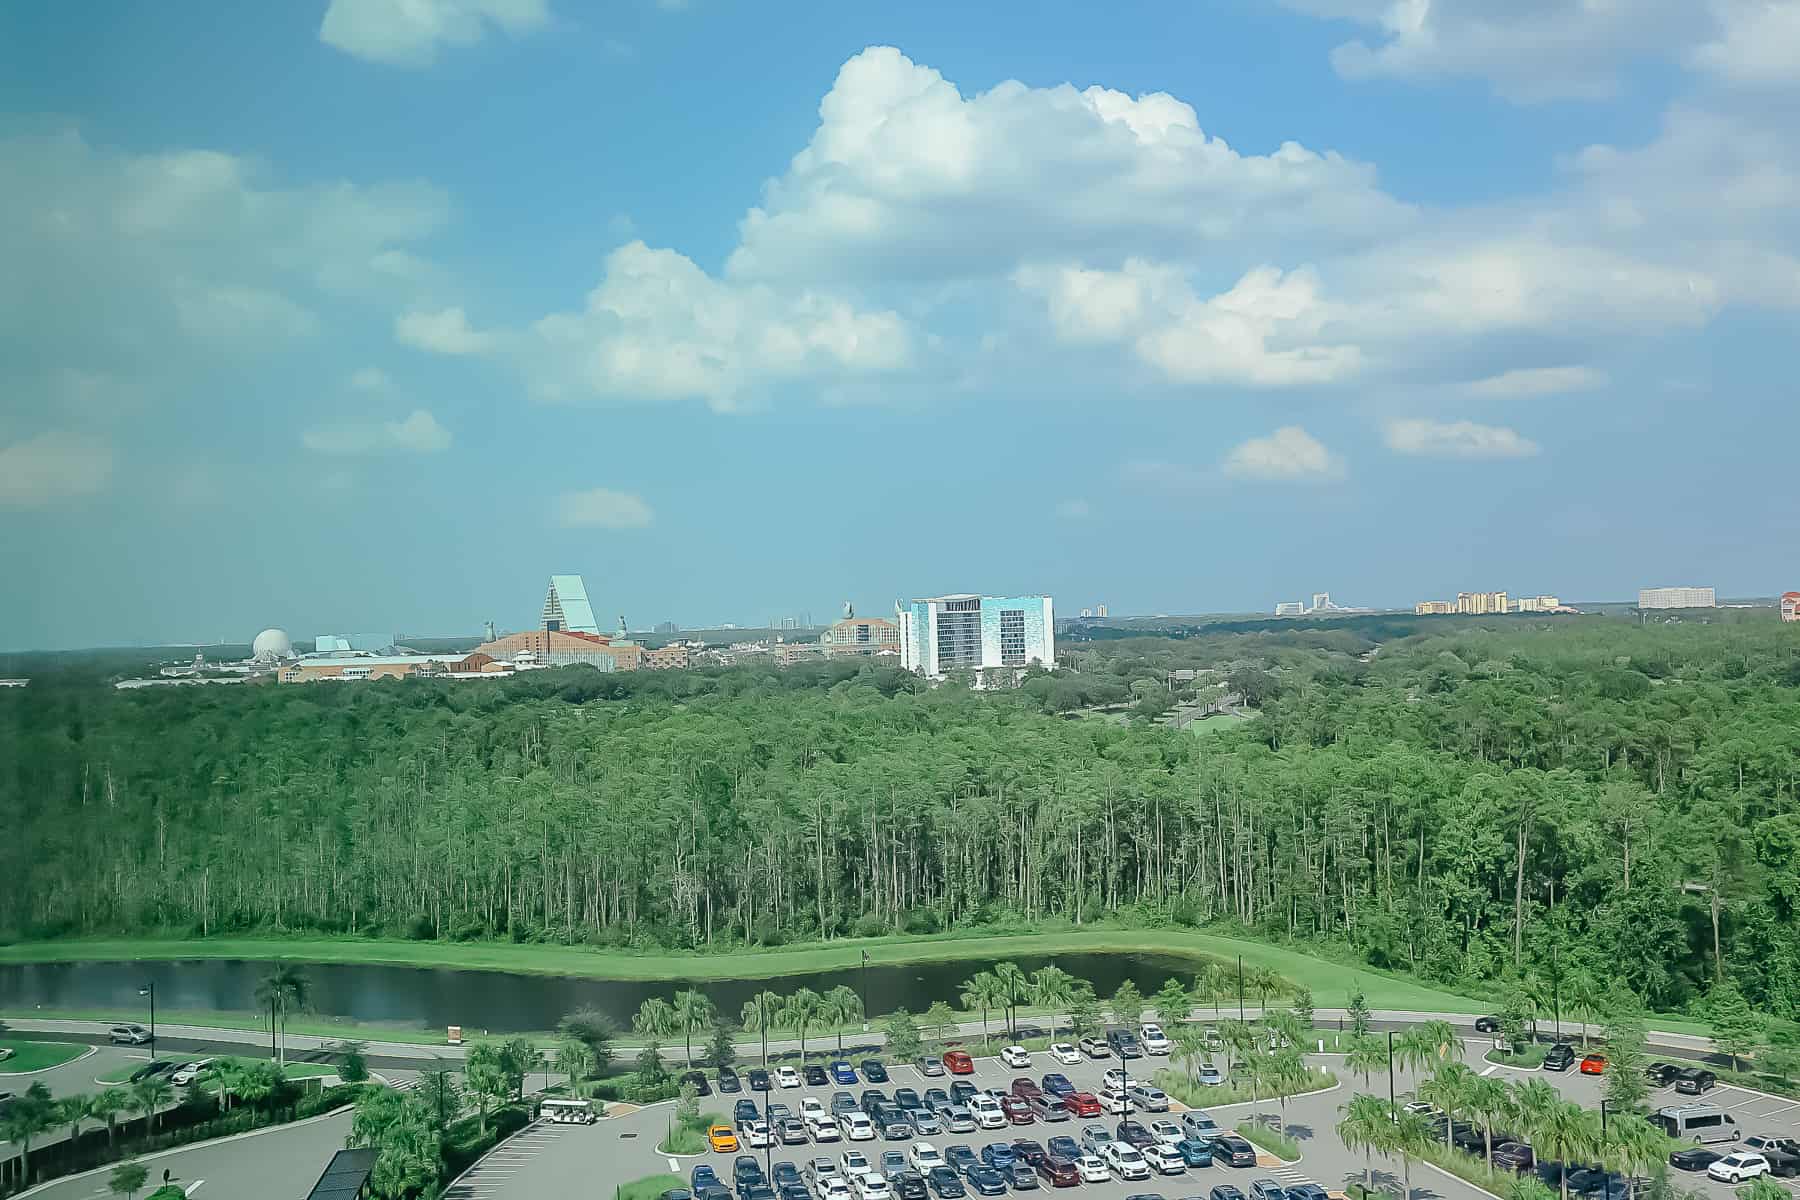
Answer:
[4, 0, 1798, 649]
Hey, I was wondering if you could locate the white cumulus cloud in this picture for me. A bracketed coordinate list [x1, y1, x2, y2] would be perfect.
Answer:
[0, 431, 114, 508]
[1222, 426, 1345, 481]
[1384, 418, 1541, 459]
[320, 0, 550, 67]
[396, 307, 496, 355]
[302, 409, 452, 455]
[555, 487, 654, 529]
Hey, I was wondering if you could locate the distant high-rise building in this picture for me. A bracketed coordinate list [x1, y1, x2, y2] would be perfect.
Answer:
[896, 594, 1054, 677]
[1080, 608, 1093, 618]
[1456, 591, 1509, 615]
[1311, 592, 1332, 612]
[1415, 601, 1455, 615]
[653, 620, 679, 635]
[1275, 602, 1306, 616]
[1639, 586, 1715, 610]
[1095, 603, 1108, 618]
[542, 575, 600, 634]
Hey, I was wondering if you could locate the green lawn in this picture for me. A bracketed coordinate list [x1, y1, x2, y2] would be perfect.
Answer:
[0, 1039, 86, 1073]
[0, 927, 1713, 1037]
[620, 1174, 688, 1200]
[1186, 712, 1256, 736]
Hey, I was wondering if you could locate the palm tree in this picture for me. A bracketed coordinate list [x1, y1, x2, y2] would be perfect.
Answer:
[673, 989, 716, 1068]
[1, 1083, 54, 1185]
[783, 988, 824, 1064]
[88, 1087, 130, 1145]
[555, 1036, 595, 1095]
[418, 1068, 461, 1132]
[1418, 1020, 1462, 1063]
[130, 1076, 174, 1135]
[1249, 967, 1284, 1013]
[1267, 1048, 1309, 1133]
[634, 997, 679, 1046]
[1417, 1061, 1476, 1148]
[1337, 1092, 1398, 1197]
[822, 985, 863, 1052]
[1391, 1106, 1432, 1200]
[993, 962, 1030, 1037]
[1564, 971, 1605, 1050]
[1465, 1073, 1514, 1168]
[960, 972, 1003, 1048]
[1346, 1035, 1388, 1089]
[1172, 1025, 1209, 1087]
[1030, 966, 1076, 1042]
[1196, 962, 1227, 1017]
[1601, 1114, 1669, 1200]
[57, 1093, 90, 1150]
[1534, 1100, 1600, 1200]
[212, 1059, 247, 1112]
[741, 991, 784, 1067]
[254, 964, 311, 1067]
[1511, 1078, 1563, 1149]
[233, 1061, 278, 1111]
[465, 1043, 506, 1137]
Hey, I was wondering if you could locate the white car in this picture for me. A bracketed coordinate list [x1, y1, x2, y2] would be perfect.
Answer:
[802, 1098, 829, 1121]
[1150, 1119, 1184, 1146]
[1049, 1043, 1081, 1066]
[171, 1058, 215, 1086]
[1199, 1064, 1225, 1086]
[1709, 1154, 1771, 1183]
[809, 1116, 843, 1143]
[1000, 1045, 1031, 1069]
[969, 1094, 1007, 1130]
[839, 1112, 875, 1141]
[1097, 1085, 1129, 1115]
[842, 1150, 873, 1180]
[1103, 1067, 1129, 1089]
[820, 1181, 854, 1200]
[908, 1143, 946, 1173]
[1076, 1155, 1111, 1184]
[746, 1121, 775, 1148]
[1139, 1024, 1172, 1055]
[1142, 1144, 1187, 1175]
[1103, 1143, 1152, 1181]
[777, 1066, 802, 1088]
[855, 1173, 891, 1200]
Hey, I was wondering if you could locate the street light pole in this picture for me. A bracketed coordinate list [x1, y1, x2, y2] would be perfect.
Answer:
[1238, 957, 1245, 1021]
[1600, 1099, 1612, 1137]
[861, 952, 870, 1032]
[1387, 1030, 1396, 1117]
[138, 983, 156, 1051]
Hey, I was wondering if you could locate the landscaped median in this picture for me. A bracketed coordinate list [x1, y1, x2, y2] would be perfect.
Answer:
[1153, 1065, 1337, 1109]
[95, 1055, 335, 1086]
[0, 1039, 88, 1073]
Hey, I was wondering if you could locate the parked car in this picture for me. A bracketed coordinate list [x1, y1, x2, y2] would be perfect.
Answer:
[1579, 1054, 1608, 1076]
[1250, 1179, 1288, 1200]
[1046, 1136, 1081, 1162]
[1049, 1044, 1081, 1066]
[805, 1065, 830, 1087]
[856, 1174, 893, 1200]
[1128, 1084, 1170, 1112]
[777, 1066, 802, 1088]
[978, 1144, 1016, 1172]
[719, 1066, 743, 1093]
[944, 1107, 976, 1135]
[1181, 1111, 1219, 1138]
[807, 1159, 843, 1189]
[1107, 1029, 1144, 1059]
[969, 1095, 1006, 1130]
[1473, 1016, 1501, 1033]
[943, 1145, 977, 1176]
[1029, 1093, 1070, 1123]
[863, 1090, 893, 1114]
[1492, 1143, 1536, 1174]
[1000, 1096, 1034, 1125]
[963, 1166, 1007, 1197]
[1149, 1120, 1184, 1147]
[735, 1099, 762, 1125]
[1036, 1156, 1079, 1188]
[1744, 1136, 1800, 1159]
[1198, 1065, 1226, 1087]
[1668, 1148, 1722, 1173]
[709, 1125, 740, 1152]
[862, 1060, 890, 1083]
[108, 1024, 152, 1045]
[1116, 1121, 1156, 1149]
[1543, 1044, 1576, 1072]
[1643, 1062, 1680, 1087]
[1139, 1024, 1173, 1055]
[1211, 1186, 1248, 1200]
[1078, 1036, 1113, 1059]
[949, 1082, 979, 1106]
[925, 1167, 965, 1199]
[1064, 1092, 1101, 1118]
[171, 1058, 215, 1086]
[1103, 1143, 1152, 1181]
[841, 1150, 874, 1181]
[749, 1068, 772, 1091]
[694, 1166, 722, 1193]
[840, 1112, 876, 1141]
[834, 1092, 861, 1116]
[1006, 1163, 1040, 1192]
[942, 1050, 975, 1076]
[1710, 1154, 1771, 1184]
[1080, 1126, 1114, 1156]
[1040, 1072, 1073, 1098]
[917, 1057, 946, 1078]
[1287, 1186, 1331, 1200]
[1210, 1135, 1257, 1168]
[128, 1060, 175, 1083]
[892, 1171, 928, 1200]
[1142, 1144, 1186, 1175]
[833, 1062, 860, 1084]
[1001, 1046, 1032, 1069]
[924, 1088, 951, 1110]
[1177, 1139, 1215, 1167]
[1075, 1156, 1110, 1184]
[1674, 1068, 1717, 1095]
[912, 1112, 944, 1137]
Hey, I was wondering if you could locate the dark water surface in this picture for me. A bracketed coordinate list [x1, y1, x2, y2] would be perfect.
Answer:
[0, 951, 1221, 1034]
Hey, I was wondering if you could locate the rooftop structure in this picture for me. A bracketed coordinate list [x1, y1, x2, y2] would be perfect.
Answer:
[252, 628, 293, 661]
[542, 575, 600, 635]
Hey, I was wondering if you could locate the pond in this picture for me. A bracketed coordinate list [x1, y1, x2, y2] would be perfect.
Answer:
[0, 950, 1237, 1035]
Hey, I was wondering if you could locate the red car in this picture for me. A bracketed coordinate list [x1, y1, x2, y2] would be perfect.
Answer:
[1579, 1054, 1607, 1075]
[1011, 1079, 1043, 1101]
[943, 1049, 975, 1075]
[1063, 1092, 1101, 1117]
[1000, 1095, 1035, 1125]
[1036, 1156, 1079, 1188]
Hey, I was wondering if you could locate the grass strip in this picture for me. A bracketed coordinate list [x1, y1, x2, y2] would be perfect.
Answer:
[0, 1039, 86, 1072]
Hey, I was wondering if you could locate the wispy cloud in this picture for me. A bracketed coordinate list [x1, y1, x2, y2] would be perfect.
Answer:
[1384, 418, 1540, 459]
[555, 487, 654, 529]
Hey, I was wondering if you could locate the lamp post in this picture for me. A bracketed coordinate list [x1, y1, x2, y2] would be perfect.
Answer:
[1387, 1030, 1396, 1117]
[861, 951, 870, 1032]
[1600, 1099, 1613, 1137]
[138, 983, 156, 1051]
[1238, 957, 1245, 1021]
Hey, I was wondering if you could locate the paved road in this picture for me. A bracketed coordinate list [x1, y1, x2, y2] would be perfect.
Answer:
[17, 1110, 352, 1200]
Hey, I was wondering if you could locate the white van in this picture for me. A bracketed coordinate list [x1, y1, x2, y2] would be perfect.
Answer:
[1654, 1104, 1739, 1145]
[540, 1098, 596, 1125]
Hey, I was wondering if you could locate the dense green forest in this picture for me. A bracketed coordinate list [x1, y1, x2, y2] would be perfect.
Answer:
[5, 616, 1800, 1019]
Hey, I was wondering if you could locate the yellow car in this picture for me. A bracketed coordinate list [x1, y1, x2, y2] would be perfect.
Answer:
[708, 1125, 739, 1152]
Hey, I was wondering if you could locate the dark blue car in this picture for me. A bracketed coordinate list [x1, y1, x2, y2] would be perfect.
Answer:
[692, 1166, 721, 1192]
[1040, 1074, 1074, 1098]
[861, 1059, 890, 1083]
[979, 1144, 1016, 1171]
[832, 1061, 859, 1084]
[965, 1167, 1008, 1197]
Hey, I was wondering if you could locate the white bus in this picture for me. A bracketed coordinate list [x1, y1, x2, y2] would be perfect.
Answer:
[541, 1098, 597, 1125]
[1653, 1104, 1738, 1145]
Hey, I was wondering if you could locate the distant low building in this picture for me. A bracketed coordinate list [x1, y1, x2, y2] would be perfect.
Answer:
[280, 653, 493, 683]
[1639, 585, 1715, 610]
[1274, 601, 1306, 616]
[1414, 601, 1455, 615]
[1513, 594, 1562, 612]
[776, 642, 827, 666]
[473, 629, 642, 671]
[1784, 593, 1800, 622]
[820, 613, 900, 656]
[644, 643, 691, 670]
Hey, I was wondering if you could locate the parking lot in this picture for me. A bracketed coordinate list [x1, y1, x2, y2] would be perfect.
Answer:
[445, 1032, 1800, 1200]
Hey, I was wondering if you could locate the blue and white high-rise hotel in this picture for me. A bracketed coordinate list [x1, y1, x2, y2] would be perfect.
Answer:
[896, 594, 1055, 678]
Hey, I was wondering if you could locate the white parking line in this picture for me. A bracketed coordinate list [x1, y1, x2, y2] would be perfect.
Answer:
[1480, 1065, 1499, 1077]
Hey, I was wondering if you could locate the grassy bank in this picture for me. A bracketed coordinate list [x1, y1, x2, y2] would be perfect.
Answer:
[0, 1038, 86, 1072]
